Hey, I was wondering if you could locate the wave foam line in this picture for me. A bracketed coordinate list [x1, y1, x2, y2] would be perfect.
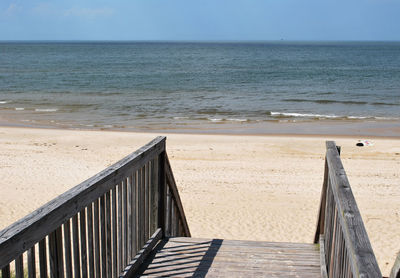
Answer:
[270, 112, 339, 118]
[173, 116, 189, 120]
[270, 111, 399, 120]
[35, 108, 58, 112]
[208, 118, 224, 122]
[207, 118, 249, 122]
[227, 118, 248, 122]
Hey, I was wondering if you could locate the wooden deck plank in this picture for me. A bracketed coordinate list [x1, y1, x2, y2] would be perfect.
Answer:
[160, 242, 320, 252]
[147, 253, 320, 263]
[157, 241, 320, 254]
[156, 246, 320, 256]
[138, 237, 322, 277]
[153, 246, 320, 258]
[156, 249, 319, 259]
[144, 260, 322, 271]
[142, 265, 321, 276]
[168, 237, 320, 248]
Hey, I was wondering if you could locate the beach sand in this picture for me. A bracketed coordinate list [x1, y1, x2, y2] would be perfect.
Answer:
[0, 126, 399, 275]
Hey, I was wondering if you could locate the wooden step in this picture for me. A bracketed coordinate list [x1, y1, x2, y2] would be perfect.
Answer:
[137, 237, 322, 277]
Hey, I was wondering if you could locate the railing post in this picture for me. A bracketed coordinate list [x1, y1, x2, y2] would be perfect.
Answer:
[1, 265, 10, 278]
[314, 156, 329, 243]
[49, 227, 64, 278]
[150, 158, 159, 235]
[158, 151, 166, 238]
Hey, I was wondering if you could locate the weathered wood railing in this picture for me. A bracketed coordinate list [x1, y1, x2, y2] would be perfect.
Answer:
[390, 253, 400, 278]
[0, 136, 190, 278]
[314, 141, 381, 277]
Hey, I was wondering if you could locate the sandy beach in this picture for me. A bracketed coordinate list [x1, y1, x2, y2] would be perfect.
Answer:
[0, 126, 399, 275]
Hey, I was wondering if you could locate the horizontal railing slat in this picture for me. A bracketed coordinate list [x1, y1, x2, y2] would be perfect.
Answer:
[0, 136, 166, 269]
[325, 141, 381, 277]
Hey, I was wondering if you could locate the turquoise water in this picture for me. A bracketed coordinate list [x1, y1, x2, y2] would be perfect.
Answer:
[0, 41, 399, 133]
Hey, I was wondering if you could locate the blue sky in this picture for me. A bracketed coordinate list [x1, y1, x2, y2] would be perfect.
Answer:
[0, 0, 399, 41]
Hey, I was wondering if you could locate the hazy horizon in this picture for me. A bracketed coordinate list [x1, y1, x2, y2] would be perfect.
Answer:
[1, 0, 399, 41]
[1, 40, 400, 43]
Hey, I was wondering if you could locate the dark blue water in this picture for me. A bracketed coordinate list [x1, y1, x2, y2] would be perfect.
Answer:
[0, 41, 399, 131]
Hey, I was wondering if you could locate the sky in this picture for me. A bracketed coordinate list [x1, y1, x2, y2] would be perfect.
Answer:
[0, 0, 399, 41]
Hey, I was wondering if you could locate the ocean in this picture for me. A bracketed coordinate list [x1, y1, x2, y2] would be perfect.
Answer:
[0, 41, 400, 135]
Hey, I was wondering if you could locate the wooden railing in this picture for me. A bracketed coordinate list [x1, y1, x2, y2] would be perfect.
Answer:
[314, 141, 381, 278]
[0, 136, 190, 278]
[390, 253, 400, 278]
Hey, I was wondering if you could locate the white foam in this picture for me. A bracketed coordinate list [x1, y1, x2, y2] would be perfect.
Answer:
[227, 118, 247, 122]
[173, 116, 189, 120]
[0, 101, 8, 104]
[35, 108, 58, 112]
[271, 112, 339, 118]
[270, 112, 399, 120]
[208, 118, 223, 122]
[374, 116, 399, 120]
[15, 107, 25, 111]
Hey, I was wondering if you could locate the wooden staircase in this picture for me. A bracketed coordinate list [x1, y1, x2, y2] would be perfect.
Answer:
[137, 237, 321, 277]
[0, 137, 388, 277]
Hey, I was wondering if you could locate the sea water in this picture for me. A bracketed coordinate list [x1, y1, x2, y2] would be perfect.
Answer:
[0, 41, 399, 134]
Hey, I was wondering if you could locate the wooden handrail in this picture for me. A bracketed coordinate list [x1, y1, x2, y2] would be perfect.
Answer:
[315, 141, 381, 277]
[390, 253, 400, 278]
[165, 154, 191, 237]
[0, 136, 191, 277]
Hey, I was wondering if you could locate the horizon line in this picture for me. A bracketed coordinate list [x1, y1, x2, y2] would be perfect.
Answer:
[1, 39, 400, 43]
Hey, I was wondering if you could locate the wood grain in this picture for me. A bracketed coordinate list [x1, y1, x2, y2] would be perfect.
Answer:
[79, 210, 87, 278]
[121, 228, 162, 277]
[139, 237, 321, 278]
[27, 245, 36, 278]
[87, 205, 94, 278]
[165, 154, 191, 237]
[38, 238, 47, 278]
[0, 136, 166, 268]
[111, 187, 117, 278]
[325, 141, 381, 277]
[15, 254, 23, 278]
[93, 199, 100, 278]
[63, 220, 72, 278]
[390, 252, 400, 278]
[72, 215, 80, 278]
[1, 265, 10, 278]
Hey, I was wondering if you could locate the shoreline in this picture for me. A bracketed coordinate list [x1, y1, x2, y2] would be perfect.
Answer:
[1, 118, 400, 139]
[1, 126, 399, 275]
